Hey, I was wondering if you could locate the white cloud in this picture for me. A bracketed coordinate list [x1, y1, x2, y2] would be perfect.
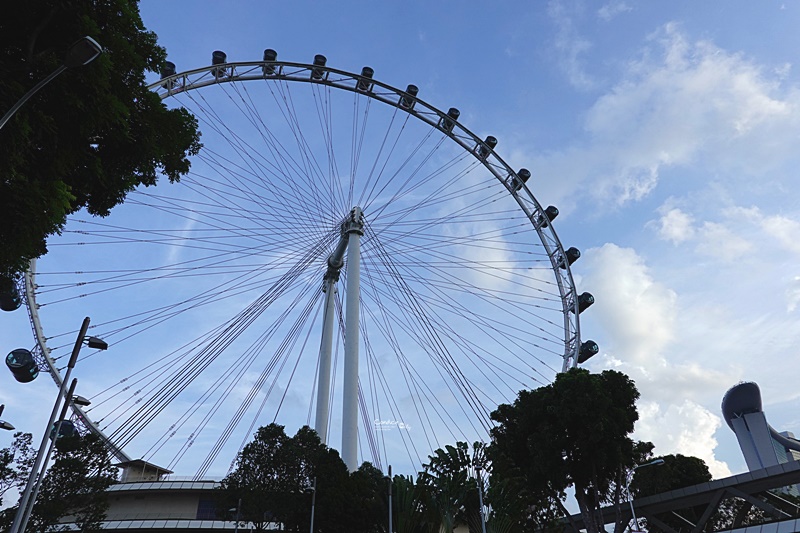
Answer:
[789, 277, 800, 312]
[597, 1, 632, 21]
[581, 243, 676, 367]
[759, 214, 800, 254]
[533, 22, 800, 209]
[548, 0, 596, 90]
[656, 207, 695, 244]
[580, 244, 737, 476]
[696, 222, 754, 262]
[637, 400, 732, 478]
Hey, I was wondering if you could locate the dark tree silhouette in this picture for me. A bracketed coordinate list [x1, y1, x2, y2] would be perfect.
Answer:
[490, 368, 643, 533]
[0, 0, 200, 281]
[0, 432, 118, 532]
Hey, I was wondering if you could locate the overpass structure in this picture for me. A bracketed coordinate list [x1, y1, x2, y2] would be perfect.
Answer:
[562, 460, 800, 533]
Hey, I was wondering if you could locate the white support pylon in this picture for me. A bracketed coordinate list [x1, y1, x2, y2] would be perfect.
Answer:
[314, 277, 336, 445]
[341, 207, 363, 471]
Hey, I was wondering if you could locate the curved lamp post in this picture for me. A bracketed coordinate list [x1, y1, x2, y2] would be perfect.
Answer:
[17, 378, 92, 530]
[9, 317, 107, 533]
[626, 458, 665, 532]
[0, 36, 102, 131]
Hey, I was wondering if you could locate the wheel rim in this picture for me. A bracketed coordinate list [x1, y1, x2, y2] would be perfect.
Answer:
[23, 56, 581, 477]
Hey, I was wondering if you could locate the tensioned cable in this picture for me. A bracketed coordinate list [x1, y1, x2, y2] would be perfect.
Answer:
[108, 235, 331, 448]
[371, 236, 493, 429]
[141, 269, 325, 467]
[29, 68, 575, 475]
[190, 284, 323, 478]
[359, 226, 489, 434]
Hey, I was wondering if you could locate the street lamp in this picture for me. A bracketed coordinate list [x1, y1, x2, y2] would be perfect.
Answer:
[9, 317, 107, 533]
[0, 36, 102, 131]
[306, 478, 317, 533]
[626, 458, 665, 532]
[475, 465, 488, 533]
[386, 465, 393, 533]
[18, 378, 91, 530]
[0, 404, 14, 431]
[229, 497, 242, 533]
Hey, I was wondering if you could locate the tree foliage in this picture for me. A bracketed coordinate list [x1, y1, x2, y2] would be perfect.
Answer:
[0, 0, 201, 280]
[489, 368, 644, 533]
[0, 432, 118, 532]
[417, 441, 489, 533]
[631, 454, 711, 498]
[0, 432, 36, 507]
[216, 423, 385, 532]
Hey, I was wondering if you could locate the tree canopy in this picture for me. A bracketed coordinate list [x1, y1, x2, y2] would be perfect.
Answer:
[489, 368, 645, 533]
[216, 423, 385, 533]
[631, 454, 713, 532]
[0, 432, 118, 532]
[631, 453, 712, 498]
[0, 0, 201, 281]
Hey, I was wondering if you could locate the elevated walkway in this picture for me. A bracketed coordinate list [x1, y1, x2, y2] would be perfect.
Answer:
[562, 460, 800, 532]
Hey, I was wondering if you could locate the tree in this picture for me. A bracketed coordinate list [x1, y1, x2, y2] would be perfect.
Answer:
[0, 0, 201, 281]
[0, 432, 36, 507]
[631, 454, 711, 498]
[417, 441, 488, 533]
[0, 432, 118, 532]
[216, 423, 360, 532]
[216, 423, 297, 531]
[346, 462, 389, 533]
[489, 368, 644, 533]
[629, 454, 712, 532]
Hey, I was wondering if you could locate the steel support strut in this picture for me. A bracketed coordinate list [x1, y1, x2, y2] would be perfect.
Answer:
[313, 208, 364, 470]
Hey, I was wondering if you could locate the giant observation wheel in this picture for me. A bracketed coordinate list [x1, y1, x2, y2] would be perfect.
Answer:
[18, 51, 596, 477]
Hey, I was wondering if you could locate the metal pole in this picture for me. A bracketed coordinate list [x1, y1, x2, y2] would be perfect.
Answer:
[0, 66, 66, 131]
[234, 497, 241, 533]
[626, 459, 664, 532]
[627, 482, 638, 532]
[10, 316, 90, 533]
[308, 477, 317, 533]
[476, 467, 487, 533]
[342, 207, 363, 472]
[314, 278, 337, 444]
[388, 465, 393, 533]
[18, 379, 78, 531]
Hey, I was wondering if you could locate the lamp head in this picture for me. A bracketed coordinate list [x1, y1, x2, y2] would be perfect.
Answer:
[86, 336, 108, 350]
[634, 458, 666, 471]
[0, 421, 14, 431]
[71, 394, 91, 407]
[64, 36, 102, 68]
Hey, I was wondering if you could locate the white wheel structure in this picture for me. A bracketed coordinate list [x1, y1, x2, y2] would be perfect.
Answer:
[20, 52, 594, 477]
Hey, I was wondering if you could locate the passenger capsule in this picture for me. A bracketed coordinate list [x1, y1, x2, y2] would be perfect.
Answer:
[160, 61, 176, 79]
[263, 49, 278, 75]
[50, 420, 79, 441]
[0, 281, 21, 311]
[399, 84, 419, 109]
[558, 247, 581, 269]
[478, 136, 498, 158]
[357, 67, 374, 91]
[511, 168, 531, 192]
[538, 206, 559, 228]
[311, 54, 327, 80]
[211, 50, 227, 78]
[578, 340, 599, 364]
[570, 292, 594, 314]
[6, 349, 39, 383]
[440, 108, 460, 133]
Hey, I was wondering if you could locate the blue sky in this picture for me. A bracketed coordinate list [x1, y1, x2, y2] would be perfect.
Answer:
[3, 0, 800, 481]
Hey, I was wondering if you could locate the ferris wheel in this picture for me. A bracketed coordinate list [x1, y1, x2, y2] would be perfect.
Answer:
[10, 51, 597, 477]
